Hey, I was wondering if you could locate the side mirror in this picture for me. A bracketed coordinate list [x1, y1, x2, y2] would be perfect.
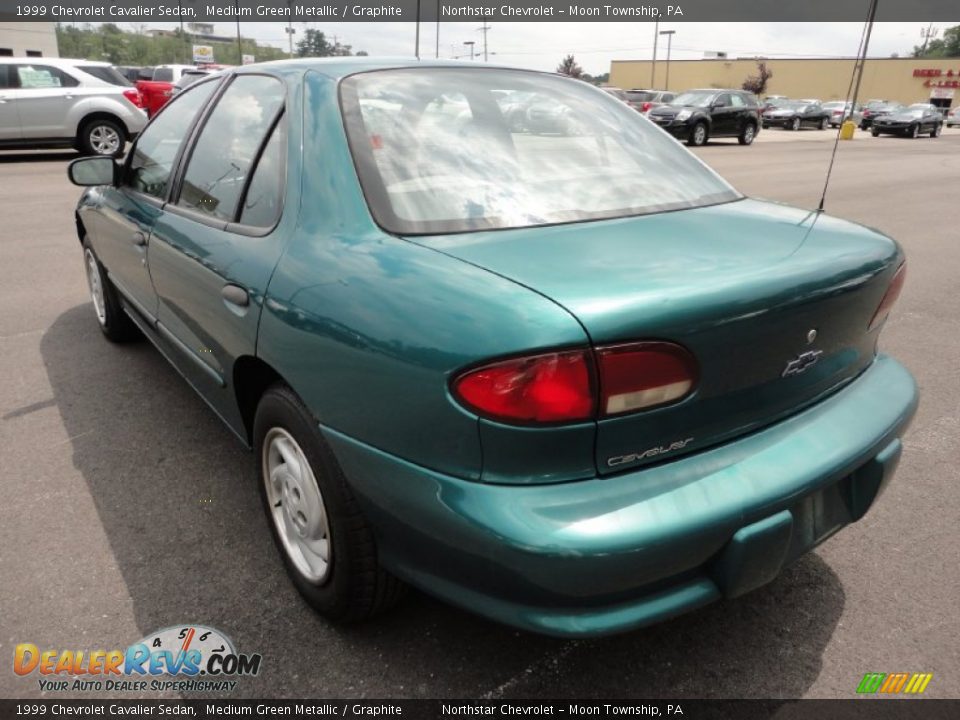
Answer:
[68, 156, 119, 187]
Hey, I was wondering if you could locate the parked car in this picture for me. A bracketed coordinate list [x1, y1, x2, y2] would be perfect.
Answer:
[170, 68, 215, 97]
[860, 101, 903, 129]
[822, 101, 863, 128]
[762, 100, 831, 130]
[947, 107, 960, 128]
[0, 57, 146, 156]
[760, 96, 790, 113]
[625, 88, 676, 113]
[68, 59, 916, 637]
[136, 64, 197, 117]
[115, 66, 147, 84]
[648, 88, 761, 146]
[871, 105, 943, 138]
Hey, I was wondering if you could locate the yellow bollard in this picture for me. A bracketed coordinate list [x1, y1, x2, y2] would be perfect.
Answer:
[840, 120, 857, 140]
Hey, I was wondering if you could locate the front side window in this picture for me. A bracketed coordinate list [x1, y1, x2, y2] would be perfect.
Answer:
[16, 64, 78, 89]
[126, 79, 219, 199]
[176, 75, 285, 222]
[671, 90, 716, 107]
[341, 69, 739, 235]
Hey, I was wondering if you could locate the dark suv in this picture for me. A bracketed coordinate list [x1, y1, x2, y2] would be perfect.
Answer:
[647, 89, 761, 146]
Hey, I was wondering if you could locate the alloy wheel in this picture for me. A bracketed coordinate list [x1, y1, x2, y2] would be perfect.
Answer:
[262, 427, 331, 584]
[84, 248, 106, 326]
[89, 124, 121, 155]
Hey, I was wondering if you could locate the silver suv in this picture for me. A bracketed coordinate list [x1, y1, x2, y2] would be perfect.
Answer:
[0, 58, 147, 156]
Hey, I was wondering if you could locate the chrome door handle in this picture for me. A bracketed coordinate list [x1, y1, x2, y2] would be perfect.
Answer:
[221, 284, 249, 308]
[132, 231, 147, 247]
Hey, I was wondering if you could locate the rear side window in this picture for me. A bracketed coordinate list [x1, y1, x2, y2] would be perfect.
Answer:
[78, 65, 131, 87]
[730, 94, 745, 107]
[176, 75, 285, 223]
[127, 79, 219, 199]
[238, 117, 286, 227]
[0, 65, 15, 89]
[16, 65, 79, 89]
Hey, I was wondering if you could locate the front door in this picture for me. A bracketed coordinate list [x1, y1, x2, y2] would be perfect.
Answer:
[147, 73, 289, 431]
[90, 77, 222, 321]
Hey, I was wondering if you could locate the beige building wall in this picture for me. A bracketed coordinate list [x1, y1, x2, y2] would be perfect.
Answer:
[0, 22, 59, 58]
[610, 57, 960, 106]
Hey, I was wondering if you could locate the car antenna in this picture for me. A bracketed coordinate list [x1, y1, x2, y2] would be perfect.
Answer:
[818, 0, 879, 213]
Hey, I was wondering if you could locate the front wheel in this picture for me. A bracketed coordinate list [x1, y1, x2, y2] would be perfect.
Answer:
[790, 117, 801, 131]
[909, 124, 919, 139]
[82, 238, 139, 342]
[931, 123, 941, 138]
[254, 385, 406, 622]
[687, 122, 708, 146]
[871, 128, 880, 137]
[738, 123, 757, 145]
[819, 117, 829, 130]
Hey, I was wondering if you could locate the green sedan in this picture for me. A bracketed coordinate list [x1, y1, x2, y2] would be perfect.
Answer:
[67, 59, 917, 637]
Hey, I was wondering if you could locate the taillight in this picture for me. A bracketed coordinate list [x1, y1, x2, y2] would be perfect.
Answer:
[868, 263, 906, 331]
[123, 88, 143, 108]
[596, 342, 697, 415]
[452, 341, 698, 425]
[642, 102, 653, 112]
[453, 350, 595, 424]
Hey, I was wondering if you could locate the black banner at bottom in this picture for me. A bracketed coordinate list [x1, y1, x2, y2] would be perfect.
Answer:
[2, 700, 959, 720]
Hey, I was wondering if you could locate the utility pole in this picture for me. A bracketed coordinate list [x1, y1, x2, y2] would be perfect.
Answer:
[435, 0, 440, 58]
[464, 40, 475, 61]
[479, 22, 491, 61]
[650, 19, 659, 87]
[659, 30, 675, 90]
[285, 2, 295, 57]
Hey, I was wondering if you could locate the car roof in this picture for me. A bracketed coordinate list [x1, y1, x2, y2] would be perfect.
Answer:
[0, 57, 113, 67]
[243, 56, 559, 81]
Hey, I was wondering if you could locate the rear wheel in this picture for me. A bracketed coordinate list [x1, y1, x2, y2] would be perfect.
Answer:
[78, 118, 125, 157]
[819, 117, 829, 130]
[688, 122, 708, 146]
[871, 128, 880, 137]
[738, 122, 757, 145]
[82, 238, 139, 342]
[931, 123, 941, 138]
[909, 124, 919, 139]
[790, 117, 801, 131]
[254, 384, 406, 622]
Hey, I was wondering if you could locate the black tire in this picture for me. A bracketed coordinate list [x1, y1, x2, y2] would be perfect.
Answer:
[687, 121, 708, 146]
[790, 117, 801, 131]
[254, 384, 406, 623]
[819, 117, 829, 130]
[909, 124, 919, 139]
[871, 128, 880, 137]
[78, 117, 125, 157]
[81, 237, 139, 342]
[931, 123, 941, 138]
[737, 122, 757, 145]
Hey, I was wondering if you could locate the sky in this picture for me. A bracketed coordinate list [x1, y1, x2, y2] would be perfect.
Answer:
[119, 21, 950, 73]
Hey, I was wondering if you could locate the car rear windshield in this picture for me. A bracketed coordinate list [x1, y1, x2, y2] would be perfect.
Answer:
[153, 67, 174, 81]
[77, 65, 132, 86]
[340, 68, 740, 235]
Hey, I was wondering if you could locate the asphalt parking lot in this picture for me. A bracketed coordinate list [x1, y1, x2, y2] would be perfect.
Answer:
[1, 126, 958, 701]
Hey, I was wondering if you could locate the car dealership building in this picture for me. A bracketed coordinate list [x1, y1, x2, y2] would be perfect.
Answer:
[610, 57, 960, 110]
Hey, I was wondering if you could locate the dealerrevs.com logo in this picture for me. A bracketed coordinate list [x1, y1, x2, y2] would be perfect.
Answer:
[14, 625, 261, 693]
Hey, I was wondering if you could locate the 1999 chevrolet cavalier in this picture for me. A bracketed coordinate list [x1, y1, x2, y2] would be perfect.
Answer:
[68, 59, 917, 637]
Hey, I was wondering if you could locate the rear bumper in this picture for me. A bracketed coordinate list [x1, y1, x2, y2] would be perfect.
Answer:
[324, 354, 917, 637]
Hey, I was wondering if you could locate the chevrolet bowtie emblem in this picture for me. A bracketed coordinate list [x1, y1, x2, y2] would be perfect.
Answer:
[782, 350, 823, 377]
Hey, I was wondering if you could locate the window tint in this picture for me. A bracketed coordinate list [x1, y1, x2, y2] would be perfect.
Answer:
[126, 79, 219, 199]
[715, 93, 732, 107]
[729, 94, 745, 108]
[239, 116, 286, 227]
[0, 64, 16, 89]
[16, 65, 79, 89]
[78, 65, 131, 87]
[176, 75, 285, 222]
[153, 67, 174, 82]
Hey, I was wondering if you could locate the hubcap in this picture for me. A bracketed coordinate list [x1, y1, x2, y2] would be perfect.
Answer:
[744, 126, 755, 142]
[89, 125, 120, 155]
[263, 427, 331, 583]
[694, 126, 705, 144]
[84, 249, 106, 326]
[792, 118, 800, 130]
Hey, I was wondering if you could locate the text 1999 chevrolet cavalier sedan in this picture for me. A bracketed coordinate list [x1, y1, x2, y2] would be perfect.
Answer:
[68, 59, 917, 637]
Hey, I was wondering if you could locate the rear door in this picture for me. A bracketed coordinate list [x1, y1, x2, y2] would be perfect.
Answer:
[710, 93, 736, 136]
[0, 63, 21, 141]
[92, 78, 221, 320]
[13, 63, 79, 139]
[146, 73, 289, 430]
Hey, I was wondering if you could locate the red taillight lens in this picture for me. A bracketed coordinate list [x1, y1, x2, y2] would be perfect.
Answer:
[868, 263, 906, 331]
[642, 102, 653, 112]
[453, 350, 594, 424]
[597, 342, 698, 416]
[123, 88, 143, 108]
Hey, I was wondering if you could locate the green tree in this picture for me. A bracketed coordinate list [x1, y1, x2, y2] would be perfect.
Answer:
[557, 54, 584, 79]
[912, 24, 960, 57]
[295, 28, 355, 57]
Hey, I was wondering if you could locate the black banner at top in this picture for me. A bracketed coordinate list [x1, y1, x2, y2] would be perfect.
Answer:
[1, 0, 958, 23]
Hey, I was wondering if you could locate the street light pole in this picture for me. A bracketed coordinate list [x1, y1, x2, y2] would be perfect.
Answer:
[650, 19, 659, 87]
[659, 30, 675, 90]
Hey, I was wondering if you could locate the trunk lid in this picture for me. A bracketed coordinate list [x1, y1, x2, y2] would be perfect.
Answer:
[410, 198, 902, 475]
